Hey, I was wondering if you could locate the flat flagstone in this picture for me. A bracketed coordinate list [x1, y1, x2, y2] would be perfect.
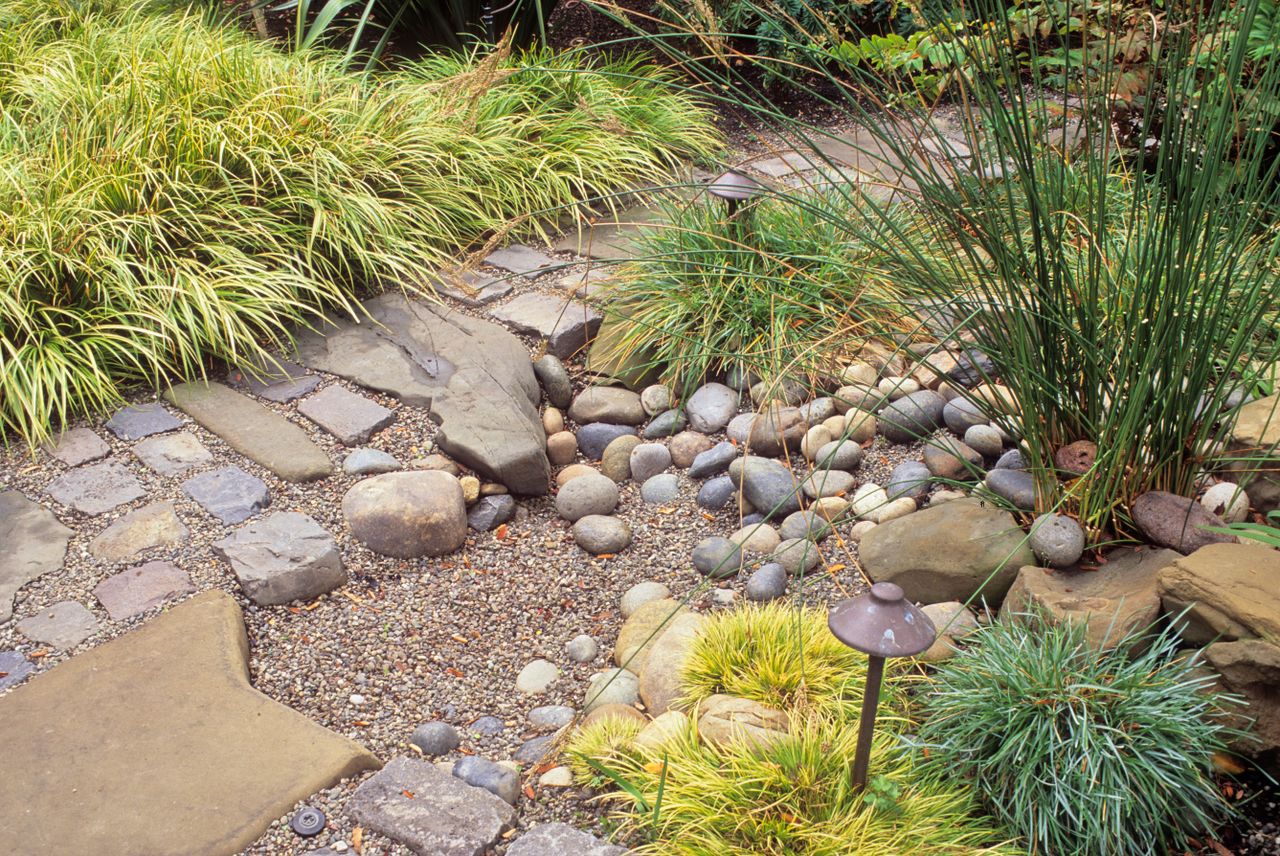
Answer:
[44, 427, 110, 466]
[132, 431, 212, 476]
[484, 244, 558, 278]
[93, 561, 195, 621]
[508, 823, 626, 856]
[164, 381, 331, 483]
[213, 512, 346, 606]
[553, 205, 664, 259]
[183, 466, 270, 524]
[105, 402, 182, 440]
[431, 271, 514, 307]
[347, 756, 516, 856]
[45, 460, 146, 515]
[16, 601, 99, 649]
[0, 491, 74, 624]
[291, 294, 551, 494]
[226, 355, 321, 403]
[298, 386, 395, 446]
[749, 150, 815, 177]
[88, 501, 189, 563]
[0, 590, 380, 856]
[489, 293, 602, 360]
[0, 650, 34, 691]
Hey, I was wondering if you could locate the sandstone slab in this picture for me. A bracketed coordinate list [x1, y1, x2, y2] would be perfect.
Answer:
[46, 460, 146, 515]
[489, 293, 602, 359]
[1158, 542, 1280, 644]
[0, 591, 379, 856]
[1225, 393, 1280, 511]
[88, 501, 189, 563]
[93, 561, 195, 621]
[132, 431, 212, 476]
[16, 601, 98, 649]
[165, 382, 331, 483]
[1204, 639, 1280, 754]
[214, 512, 346, 605]
[44, 427, 109, 466]
[291, 294, 549, 494]
[0, 491, 73, 624]
[298, 385, 395, 445]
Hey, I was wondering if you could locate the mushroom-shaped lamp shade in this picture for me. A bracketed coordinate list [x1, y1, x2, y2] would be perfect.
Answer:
[828, 582, 936, 658]
[706, 169, 762, 202]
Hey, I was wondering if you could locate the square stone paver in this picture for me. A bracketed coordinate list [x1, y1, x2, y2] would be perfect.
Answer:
[93, 561, 195, 621]
[45, 460, 146, 515]
[484, 245, 558, 279]
[104, 403, 182, 440]
[16, 601, 99, 649]
[44, 428, 110, 466]
[132, 432, 212, 476]
[227, 356, 321, 403]
[431, 271, 514, 308]
[88, 501, 189, 563]
[182, 466, 270, 524]
[298, 386, 395, 446]
[489, 293, 603, 360]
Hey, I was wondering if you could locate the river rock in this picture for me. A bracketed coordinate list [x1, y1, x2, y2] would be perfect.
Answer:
[467, 495, 516, 532]
[630, 443, 671, 483]
[555, 473, 619, 521]
[813, 438, 864, 472]
[638, 613, 705, 714]
[923, 437, 982, 479]
[747, 405, 806, 457]
[342, 471, 466, 558]
[569, 387, 645, 426]
[695, 694, 788, 752]
[745, 563, 788, 601]
[572, 515, 632, 554]
[645, 474, 683, 504]
[1132, 490, 1235, 554]
[643, 408, 687, 438]
[771, 538, 823, 576]
[685, 383, 738, 433]
[689, 441, 737, 478]
[577, 424, 638, 461]
[600, 434, 642, 482]
[985, 468, 1036, 510]
[878, 391, 946, 443]
[728, 456, 801, 519]
[1028, 513, 1085, 567]
[533, 355, 573, 409]
[886, 461, 931, 501]
[692, 537, 744, 579]
[670, 431, 714, 467]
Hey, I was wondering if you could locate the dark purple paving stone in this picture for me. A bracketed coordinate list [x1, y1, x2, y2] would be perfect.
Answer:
[182, 466, 270, 525]
[92, 561, 195, 621]
[105, 403, 181, 440]
[432, 271, 514, 308]
[0, 650, 34, 691]
[227, 357, 321, 403]
[484, 245, 558, 279]
[576, 423, 638, 461]
[298, 386, 395, 446]
[45, 460, 147, 516]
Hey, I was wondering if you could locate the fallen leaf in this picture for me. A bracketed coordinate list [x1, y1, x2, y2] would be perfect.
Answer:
[286, 606, 300, 615]
[827, 563, 846, 573]
[523, 784, 536, 799]
[1212, 752, 1245, 775]
[643, 761, 666, 774]
[353, 720, 369, 726]
[495, 524, 509, 540]
[402, 789, 415, 799]
[352, 826, 364, 854]
[28, 650, 48, 659]
[450, 634, 469, 645]
[701, 512, 715, 521]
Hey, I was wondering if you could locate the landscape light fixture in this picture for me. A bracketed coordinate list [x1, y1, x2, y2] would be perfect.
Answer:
[706, 169, 763, 218]
[827, 582, 936, 791]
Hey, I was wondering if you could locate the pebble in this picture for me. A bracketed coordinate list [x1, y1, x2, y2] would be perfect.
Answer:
[994, 448, 1026, 470]
[459, 476, 481, 504]
[813, 439, 865, 472]
[745, 563, 788, 601]
[516, 659, 561, 694]
[669, 431, 714, 467]
[779, 510, 832, 542]
[1201, 482, 1250, 523]
[879, 376, 921, 400]
[942, 397, 988, 435]
[841, 408, 878, 443]
[985, 468, 1036, 510]
[584, 668, 640, 711]
[849, 520, 877, 542]
[878, 391, 946, 443]
[453, 756, 520, 805]
[600, 434, 642, 482]
[692, 536, 744, 579]
[640, 384, 673, 416]
[577, 424, 637, 460]
[555, 463, 596, 485]
[342, 448, 400, 475]
[1028, 513, 1086, 567]
[770, 538, 823, 576]
[630, 443, 672, 483]
[964, 424, 1004, 458]
[621, 582, 670, 617]
[729, 522, 781, 554]
[694, 475, 734, 509]
[571, 515, 632, 554]
[546, 431, 578, 465]
[565, 635, 599, 663]
[529, 706, 576, 731]
[688, 441, 737, 479]
[542, 407, 565, 435]
[641, 473, 681, 504]
[410, 721, 460, 757]
[840, 361, 878, 386]
[685, 383, 739, 433]
[798, 397, 836, 424]
[533, 355, 573, 409]
[554, 473, 619, 521]
[851, 483, 890, 520]
[801, 425, 833, 461]
[725, 412, 756, 443]
[923, 438, 982, 480]
[885, 461, 932, 501]
[468, 716, 506, 736]
[538, 766, 575, 788]
[515, 734, 558, 765]
[643, 408, 687, 438]
[708, 588, 737, 607]
[802, 468, 855, 499]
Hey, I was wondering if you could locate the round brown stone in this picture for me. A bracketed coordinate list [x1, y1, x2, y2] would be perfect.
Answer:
[1054, 440, 1097, 476]
[342, 471, 466, 558]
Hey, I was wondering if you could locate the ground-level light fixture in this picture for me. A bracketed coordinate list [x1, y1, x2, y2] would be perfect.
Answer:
[827, 581, 936, 791]
[706, 169, 763, 218]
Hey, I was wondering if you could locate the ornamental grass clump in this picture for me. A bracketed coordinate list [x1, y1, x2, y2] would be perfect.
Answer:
[0, 0, 718, 444]
[915, 612, 1240, 856]
[566, 604, 1015, 855]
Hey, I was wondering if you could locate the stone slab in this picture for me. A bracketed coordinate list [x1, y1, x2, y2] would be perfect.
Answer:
[45, 460, 146, 515]
[0, 491, 73, 624]
[213, 512, 346, 606]
[298, 386, 395, 446]
[44, 427, 110, 466]
[0, 650, 34, 691]
[507, 823, 626, 856]
[132, 431, 212, 476]
[93, 561, 195, 621]
[105, 402, 182, 440]
[291, 295, 550, 494]
[484, 245, 558, 279]
[553, 205, 663, 259]
[182, 466, 270, 524]
[164, 381, 331, 483]
[430, 271, 514, 307]
[88, 501, 189, 563]
[1158, 542, 1280, 644]
[16, 601, 99, 649]
[226, 356, 321, 403]
[0, 590, 379, 856]
[488, 293, 603, 360]
[347, 756, 516, 856]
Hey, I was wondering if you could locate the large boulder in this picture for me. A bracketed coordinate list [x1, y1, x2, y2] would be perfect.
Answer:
[614, 598, 687, 674]
[292, 294, 550, 494]
[342, 471, 467, 558]
[859, 498, 1034, 604]
[1203, 639, 1280, 754]
[1158, 542, 1280, 644]
[1004, 547, 1177, 651]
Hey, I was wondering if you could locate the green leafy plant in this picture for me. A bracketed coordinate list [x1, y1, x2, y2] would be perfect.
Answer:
[915, 611, 1241, 855]
[0, 0, 719, 444]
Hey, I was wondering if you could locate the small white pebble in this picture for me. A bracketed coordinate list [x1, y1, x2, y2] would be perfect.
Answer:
[349, 694, 366, 706]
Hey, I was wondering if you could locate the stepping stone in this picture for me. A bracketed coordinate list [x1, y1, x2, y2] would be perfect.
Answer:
[16, 601, 98, 649]
[132, 431, 212, 476]
[226, 355, 321, 403]
[347, 757, 516, 856]
[93, 561, 195, 621]
[88, 501, 189, 563]
[0, 591, 379, 856]
[0, 650, 34, 691]
[44, 427, 110, 466]
[0, 491, 73, 624]
[165, 381, 330, 482]
[749, 150, 814, 178]
[105, 403, 182, 440]
[489, 293, 602, 360]
[213, 512, 346, 606]
[46, 460, 146, 515]
[183, 466, 270, 524]
[553, 205, 663, 259]
[484, 244, 558, 279]
[508, 823, 626, 856]
[291, 294, 550, 494]
[430, 271, 513, 307]
[298, 386, 395, 446]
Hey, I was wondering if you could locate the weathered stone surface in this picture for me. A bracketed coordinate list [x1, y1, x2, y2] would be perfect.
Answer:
[1158, 543, 1280, 644]
[88, 501, 188, 563]
[431, 271, 513, 307]
[132, 432, 212, 476]
[467, 495, 517, 532]
[490, 293, 602, 359]
[695, 694, 789, 751]
[508, 823, 626, 856]
[343, 472, 466, 559]
[688, 441, 737, 479]
[214, 512, 346, 606]
[0, 650, 34, 691]
[46, 461, 146, 515]
[728, 456, 801, 519]
[44, 427, 110, 466]
[860, 498, 1035, 604]
[0, 591, 379, 856]
[93, 561, 195, 621]
[984, 468, 1036, 511]
[614, 598, 687, 674]
[630, 443, 671, 483]
[533, 355, 573, 409]
[165, 382, 331, 483]
[292, 295, 549, 494]
[671, 431, 715, 468]
[878, 391, 946, 443]
[639, 612, 705, 715]
[104, 402, 181, 440]
[0, 491, 73, 624]
[1224, 393, 1280, 511]
[885, 461, 931, 501]
[686, 383, 739, 433]
[1132, 490, 1235, 555]
[1204, 639, 1280, 754]
[343, 448, 401, 475]
[485, 244, 557, 278]
[572, 515, 632, 554]
[16, 601, 98, 649]
[584, 668, 640, 711]
[1005, 547, 1176, 651]
[183, 466, 270, 525]
[298, 386, 395, 445]
[747, 405, 806, 457]
[555, 473, 619, 522]
[600, 434, 643, 482]
[227, 355, 321, 402]
[569, 387, 645, 426]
